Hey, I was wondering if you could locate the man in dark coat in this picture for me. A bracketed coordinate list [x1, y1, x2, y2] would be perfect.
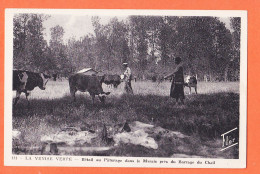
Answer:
[164, 57, 185, 104]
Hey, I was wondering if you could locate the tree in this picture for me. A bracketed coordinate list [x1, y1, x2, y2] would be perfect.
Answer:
[13, 14, 239, 81]
[49, 25, 71, 76]
[230, 17, 241, 81]
[170, 17, 233, 80]
[129, 16, 149, 77]
[92, 16, 130, 73]
[13, 14, 49, 72]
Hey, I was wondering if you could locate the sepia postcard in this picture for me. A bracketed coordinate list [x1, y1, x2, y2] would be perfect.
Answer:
[4, 9, 247, 168]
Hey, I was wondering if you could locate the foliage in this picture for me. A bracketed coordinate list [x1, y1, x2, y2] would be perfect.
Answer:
[13, 14, 241, 80]
[13, 14, 49, 72]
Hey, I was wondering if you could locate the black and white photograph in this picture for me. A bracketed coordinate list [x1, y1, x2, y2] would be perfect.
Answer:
[4, 9, 247, 168]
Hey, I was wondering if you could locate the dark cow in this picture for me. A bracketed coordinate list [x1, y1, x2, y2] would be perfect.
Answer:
[69, 73, 110, 104]
[184, 75, 197, 94]
[13, 70, 51, 107]
[103, 74, 121, 88]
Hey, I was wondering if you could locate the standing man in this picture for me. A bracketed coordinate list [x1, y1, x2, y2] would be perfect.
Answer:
[164, 57, 185, 105]
[122, 63, 133, 94]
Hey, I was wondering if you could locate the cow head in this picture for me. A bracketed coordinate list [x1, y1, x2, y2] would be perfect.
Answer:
[98, 92, 111, 103]
[39, 73, 51, 90]
[185, 75, 191, 83]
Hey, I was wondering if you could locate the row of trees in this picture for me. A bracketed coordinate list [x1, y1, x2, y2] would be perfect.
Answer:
[13, 14, 241, 81]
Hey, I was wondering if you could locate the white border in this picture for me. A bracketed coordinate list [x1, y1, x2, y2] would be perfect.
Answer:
[4, 9, 247, 168]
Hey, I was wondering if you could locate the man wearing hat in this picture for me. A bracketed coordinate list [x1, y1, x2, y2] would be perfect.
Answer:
[164, 57, 185, 104]
[122, 63, 133, 94]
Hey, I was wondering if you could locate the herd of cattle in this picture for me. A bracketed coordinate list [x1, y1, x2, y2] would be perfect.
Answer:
[12, 69, 198, 107]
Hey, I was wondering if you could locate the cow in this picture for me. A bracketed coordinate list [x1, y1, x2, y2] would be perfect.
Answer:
[13, 70, 51, 107]
[184, 75, 198, 94]
[103, 74, 121, 88]
[69, 73, 110, 104]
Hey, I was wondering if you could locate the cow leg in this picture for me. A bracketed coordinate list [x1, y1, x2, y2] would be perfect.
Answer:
[90, 94, 95, 105]
[189, 87, 191, 94]
[195, 86, 198, 94]
[25, 91, 30, 108]
[98, 95, 105, 105]
[70, 87, 77, 102]
[14, 91, 21, 107]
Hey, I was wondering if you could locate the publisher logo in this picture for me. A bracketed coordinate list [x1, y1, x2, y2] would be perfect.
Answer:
[220, 127, 238, 151]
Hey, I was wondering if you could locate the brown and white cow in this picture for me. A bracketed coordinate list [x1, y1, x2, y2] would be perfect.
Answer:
[13, 70, 51, 107]
[184, 75, 198, 94]
[69, 73, 110, 104]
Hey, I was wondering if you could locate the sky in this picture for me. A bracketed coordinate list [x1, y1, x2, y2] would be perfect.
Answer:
[42, 15, 232, 44]
[43, 15, 127, 43]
